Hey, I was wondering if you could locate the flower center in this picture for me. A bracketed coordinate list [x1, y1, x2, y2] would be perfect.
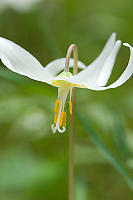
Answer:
[51, 71, 73, 87]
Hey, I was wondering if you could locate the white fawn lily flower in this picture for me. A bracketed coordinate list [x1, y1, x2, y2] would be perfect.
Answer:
[0, 33, 133, 133]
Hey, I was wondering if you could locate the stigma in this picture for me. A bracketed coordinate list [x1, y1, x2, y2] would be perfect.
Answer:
[51, 80, 72, 133]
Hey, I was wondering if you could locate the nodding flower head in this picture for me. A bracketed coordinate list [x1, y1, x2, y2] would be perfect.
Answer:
[0, 33, 133, 133]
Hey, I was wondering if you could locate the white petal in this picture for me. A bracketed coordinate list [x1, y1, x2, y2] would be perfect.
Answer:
[83, 43, 133, 90]
[87, 32, 116, 66]
[66, 33, 117, 86]
[0, 37, 53, 82]
[44, 58, 86, 76]
[96, 40, 121, 86]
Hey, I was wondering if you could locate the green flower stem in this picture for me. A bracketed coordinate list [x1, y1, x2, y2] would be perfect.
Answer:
[65, 44, 78, 73]
[69, 87, 76, 200]
[65, 44, 78, 200]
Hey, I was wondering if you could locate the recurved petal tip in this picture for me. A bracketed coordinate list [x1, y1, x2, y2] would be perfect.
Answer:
[111, 32, 116, 39]
[123, 43, 133, 48]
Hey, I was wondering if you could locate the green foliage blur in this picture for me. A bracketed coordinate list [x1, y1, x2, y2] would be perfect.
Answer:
[0, 0, 133, 199]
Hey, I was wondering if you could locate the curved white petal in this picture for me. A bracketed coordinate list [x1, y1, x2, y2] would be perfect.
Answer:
[44, 58, 86, 76]
[96, 40, 121, 86]
[65, 33, 117, 86]
[82, 43, 133, 90]
[87, 32, 116, 66]
[0, 37, 53, 82]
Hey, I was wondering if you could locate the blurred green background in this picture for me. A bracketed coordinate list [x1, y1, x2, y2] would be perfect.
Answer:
[0, 0, 133, 199]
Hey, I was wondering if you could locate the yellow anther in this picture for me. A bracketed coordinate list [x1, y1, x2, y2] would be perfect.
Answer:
[60, 112, 64, 127]
[60, 112, 66, 127]
[62, 112, 66, 127]
[54, 112, 58, 124]
[69, 100, 72, 115]
[54, 99, 59, 113]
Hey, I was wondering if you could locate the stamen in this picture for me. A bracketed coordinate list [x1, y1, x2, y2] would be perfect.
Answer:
[62, 112, 66, 127]
[54, 112, 58, 124]
[54, 99, 59, 113]
[69, 100, 72, 115]
[52, 83, 72, 133]
[60, 112, 66, 127]
[60, 112, 64, 127]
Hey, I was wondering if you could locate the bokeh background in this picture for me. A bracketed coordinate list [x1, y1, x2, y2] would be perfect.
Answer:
[0, 0, 133, 199]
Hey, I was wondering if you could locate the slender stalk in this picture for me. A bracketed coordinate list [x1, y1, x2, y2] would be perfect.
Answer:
[69, 87, 76, 200]
[65, 44, 78, 200]
[65, 44, 78, 73]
